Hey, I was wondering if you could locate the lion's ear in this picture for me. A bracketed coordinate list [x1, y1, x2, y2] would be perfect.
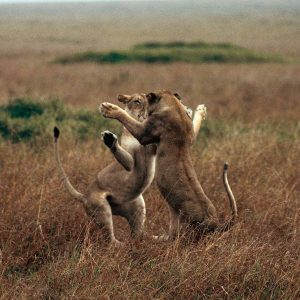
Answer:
[146, 92, 160, 104]
[118, 94, 131, 103]
[174, 93, 181, 101]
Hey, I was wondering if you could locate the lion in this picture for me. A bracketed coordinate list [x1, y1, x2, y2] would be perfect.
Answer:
[54, 93, 207, 246]
[100, 90, 237, 241]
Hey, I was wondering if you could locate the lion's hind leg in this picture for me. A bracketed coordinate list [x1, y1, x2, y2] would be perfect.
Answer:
[153, 206, 181, 242]
[84, 188, 122, 247]
[118, 195, 146, 239]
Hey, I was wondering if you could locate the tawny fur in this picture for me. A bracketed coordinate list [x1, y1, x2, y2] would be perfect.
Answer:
[101, 90, 237, 241]
[54, 93, 206, 245]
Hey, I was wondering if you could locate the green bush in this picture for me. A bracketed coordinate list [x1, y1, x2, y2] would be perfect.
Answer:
[4, 98, 44, 119]
[0, 98, 120, 143]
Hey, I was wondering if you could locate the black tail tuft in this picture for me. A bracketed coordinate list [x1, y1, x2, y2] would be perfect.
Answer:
[224, 162, 228, 171]
[54, 126, 60, 140]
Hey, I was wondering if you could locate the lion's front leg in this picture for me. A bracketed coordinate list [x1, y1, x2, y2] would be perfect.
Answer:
[193, 104, 207, 138]
[101, 130, 134, 171]
[100, 102, 155, 145]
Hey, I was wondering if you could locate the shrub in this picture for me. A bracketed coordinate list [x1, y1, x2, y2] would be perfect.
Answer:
[0, 98, 120, 144]
[3, 98, 44, 119]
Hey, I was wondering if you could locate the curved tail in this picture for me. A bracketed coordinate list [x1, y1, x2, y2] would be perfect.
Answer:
[53, 127, 84, 202]
[218, 162, 238, 232]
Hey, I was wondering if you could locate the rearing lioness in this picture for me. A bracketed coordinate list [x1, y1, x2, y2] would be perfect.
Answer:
[54, 92, 206, 246]
[101, 90, 237, 240]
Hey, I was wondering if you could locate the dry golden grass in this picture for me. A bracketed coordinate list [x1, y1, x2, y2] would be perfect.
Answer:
[0, 119, 299, 299]
[0, 2, 300, 299]
[0, 60, 299, 122]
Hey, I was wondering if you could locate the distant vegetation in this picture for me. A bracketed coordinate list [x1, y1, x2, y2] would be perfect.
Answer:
[0, 98, 231, 144]
[56, 41, 285, 64]
[0, 98, 119, 143]
[0, 98, 296, 145]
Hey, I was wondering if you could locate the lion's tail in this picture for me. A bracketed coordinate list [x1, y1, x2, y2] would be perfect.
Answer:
[53, 127, 84, 203]
[218, 162, 238, 232]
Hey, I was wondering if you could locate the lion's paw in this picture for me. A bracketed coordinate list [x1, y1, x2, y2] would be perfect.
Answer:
[195, 104, 207, 120]
[99, 102, 120, 118]
[101, 130, 118, 149]
[110, 239, 124, 248]
[152, 234, 170, 242]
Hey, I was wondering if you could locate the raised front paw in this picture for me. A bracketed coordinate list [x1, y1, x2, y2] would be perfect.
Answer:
[195, 104, 207, 120]
[100, 102, 122, 119]
[102, 130, 117, 149]
[110, 239, 124, 248]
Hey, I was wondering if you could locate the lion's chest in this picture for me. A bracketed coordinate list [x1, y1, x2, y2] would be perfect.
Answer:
[121, 135, 140, 151]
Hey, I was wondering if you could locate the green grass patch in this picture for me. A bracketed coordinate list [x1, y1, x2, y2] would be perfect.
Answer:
[0, 98, 120, 144]
[56, 41, 285, 64]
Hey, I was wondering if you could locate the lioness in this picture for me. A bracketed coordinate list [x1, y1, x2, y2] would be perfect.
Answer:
[54, 93, 206, 246]
[101, 90, 237, 240]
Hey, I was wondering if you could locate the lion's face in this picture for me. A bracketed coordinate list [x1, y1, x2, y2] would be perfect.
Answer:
[146, 90, 193, 119]
[146, 90, 194, 143]
[118, 93, 147, 122]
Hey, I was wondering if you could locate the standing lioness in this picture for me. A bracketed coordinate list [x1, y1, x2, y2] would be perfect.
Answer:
[101, 90, 237, 240]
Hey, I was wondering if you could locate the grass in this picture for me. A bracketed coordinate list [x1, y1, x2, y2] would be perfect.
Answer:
[56, 41, 285, 64]
[0, 108, 299, 298]
[0, 98, 119, 143]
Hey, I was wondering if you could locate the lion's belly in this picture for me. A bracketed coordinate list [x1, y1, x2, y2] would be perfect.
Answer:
[121, 134, 140, 151]
[140, 155, 156, 192]
[107, 137, 156, 201]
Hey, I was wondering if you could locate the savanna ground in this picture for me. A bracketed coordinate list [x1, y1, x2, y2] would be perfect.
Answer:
[0, 1, 300, 299]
